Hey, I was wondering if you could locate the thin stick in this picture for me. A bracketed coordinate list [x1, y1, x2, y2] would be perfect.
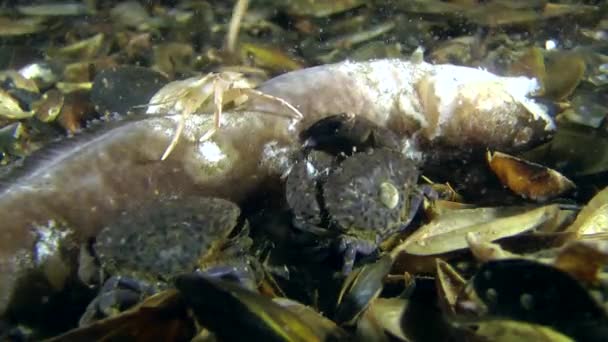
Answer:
[226, 0, 249, 54]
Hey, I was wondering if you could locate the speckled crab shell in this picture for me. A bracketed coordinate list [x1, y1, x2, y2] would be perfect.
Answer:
[95, 196, 248, 283]
[323, 148, 419, 238]
[286, 148, 419, 241]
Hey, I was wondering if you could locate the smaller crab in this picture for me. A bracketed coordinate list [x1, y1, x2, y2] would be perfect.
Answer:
[285, 114, 428, 274]
[146, 71, 303, 160]
[298, 112, 401, 154]
[80, 196, 257, 325]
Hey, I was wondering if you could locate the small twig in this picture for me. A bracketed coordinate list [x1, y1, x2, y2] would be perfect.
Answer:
[226, 0, 249, 54]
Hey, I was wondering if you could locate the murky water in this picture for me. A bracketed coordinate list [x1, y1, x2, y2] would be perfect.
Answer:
[1, 0, 607, 340]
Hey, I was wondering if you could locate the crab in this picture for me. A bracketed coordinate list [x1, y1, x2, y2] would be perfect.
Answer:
[80, 196, 257, 325]
[285, 114, 427, 274]
[146, 71, 303, 160]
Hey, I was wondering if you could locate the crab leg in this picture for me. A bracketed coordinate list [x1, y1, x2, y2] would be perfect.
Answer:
[242, 88, 304, 119]
[160, 74, 216, 160]
[166, 82, 305, 156]
[161, 111, 187, 160]
[197, 78, 225, 143]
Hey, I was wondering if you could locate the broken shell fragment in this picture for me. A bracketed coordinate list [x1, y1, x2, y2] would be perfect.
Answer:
[91, 66, 168, 116]
[152, 42, 194, 78]
[33, 89, 64, 122]
[543, 51, 586, 101]
[563, 89, 607, 129]
[56, 91, 95, 133]
[487, 151, 575, 201]
[335, 255, 392, 325]
[272, 298, 349, 340]
[435, 259, 467, 314]
[466, 233, 519, 263]
[285, 0, 365, 17]
[46, 290, 195, 342]
[355, 298, 410, 342]
[472, 259, 608, 341]
[175, 274, 339, 341]
[554, 240, 608, 285]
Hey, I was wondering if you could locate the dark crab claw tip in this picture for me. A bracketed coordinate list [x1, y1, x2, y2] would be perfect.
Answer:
[299, 114, 348, 152]
[299, 113, 401, 155]
[97, 289, 143, 314]
[195, 265, 258, 291]
[299, 113, 351, 141]
[174, 273, 207, 298]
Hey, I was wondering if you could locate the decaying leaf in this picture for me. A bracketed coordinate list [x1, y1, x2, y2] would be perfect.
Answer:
[566, 186, 608, 236]
[487, 151, 575, 201]
[48, 33, 107, 61]
[395, 205, 560, 256]
[0, 17, 47, 36]
[474, 319, 574, 342]
[239, 43, 304, 73]
[17, 3, 92, 16]
[508, 47, 547, 94]
[0, 70, 40, 93]
[0, 89, 34, 120]
[285, 0, 365, 17]
[508, 48, 586, 101]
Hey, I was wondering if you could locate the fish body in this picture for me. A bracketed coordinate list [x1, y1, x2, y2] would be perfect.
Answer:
[254, 59, 554, 154]
[0, 59, 554, 317]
